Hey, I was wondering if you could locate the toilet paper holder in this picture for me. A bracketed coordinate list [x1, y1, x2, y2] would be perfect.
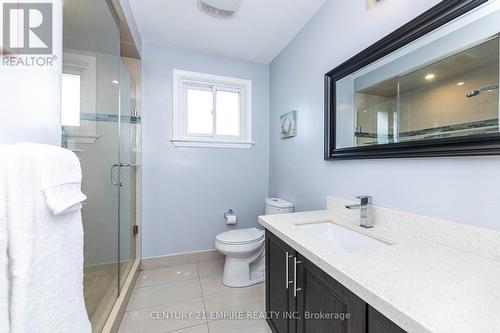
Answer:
[224, 209, 235, 219]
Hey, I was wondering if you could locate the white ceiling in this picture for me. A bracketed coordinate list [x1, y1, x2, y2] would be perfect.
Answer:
[128, 0, 326, 64]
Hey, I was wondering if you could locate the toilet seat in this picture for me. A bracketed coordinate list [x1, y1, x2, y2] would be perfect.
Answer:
[216, 228, 264, 245]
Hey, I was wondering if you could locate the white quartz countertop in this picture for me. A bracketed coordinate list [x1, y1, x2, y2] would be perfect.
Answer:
[258, 210, 500, 333]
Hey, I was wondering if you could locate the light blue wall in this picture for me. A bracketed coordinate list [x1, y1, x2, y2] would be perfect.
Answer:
[142, 43, 270, 257]
[269, 0, 500, 232]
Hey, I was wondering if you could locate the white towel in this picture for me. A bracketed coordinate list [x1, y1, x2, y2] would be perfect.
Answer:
[44, 183, 87, 216]
[0, 145, 11, 332]
[39, 143, 87, 216]
[7, 143, 91, 333]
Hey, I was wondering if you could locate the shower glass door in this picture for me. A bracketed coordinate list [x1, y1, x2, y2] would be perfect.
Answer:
[118, 59, 139, 288]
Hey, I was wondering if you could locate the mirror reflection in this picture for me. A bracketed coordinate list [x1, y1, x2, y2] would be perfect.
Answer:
[354, 37, 499, 147]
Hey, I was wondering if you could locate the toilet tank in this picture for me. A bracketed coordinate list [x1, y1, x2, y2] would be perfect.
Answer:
[265, 198, 294, 215]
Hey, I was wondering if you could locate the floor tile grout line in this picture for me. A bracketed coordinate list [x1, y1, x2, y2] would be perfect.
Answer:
[197, 262, 211, 333]
[134, 275, 200, 290]
[127, 262, 222, 313]
[122, 260, 267, 332]
[119, 262, 223, 332]
[165, 322, 208, 333]
[124, 295, 205, 313]
[133, 272, 223, 290]
[128, 278, 203, 311]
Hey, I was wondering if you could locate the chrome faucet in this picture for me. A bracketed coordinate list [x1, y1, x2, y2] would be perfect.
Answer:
[345, 195, 374, 228]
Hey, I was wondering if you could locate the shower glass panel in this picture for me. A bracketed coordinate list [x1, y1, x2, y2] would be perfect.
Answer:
[62, 0, 124, 331]
[355, 77, 398, 146]
[118, 59, 139, 288]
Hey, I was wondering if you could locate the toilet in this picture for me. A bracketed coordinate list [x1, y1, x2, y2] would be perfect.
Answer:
[215, 198, 294, 287]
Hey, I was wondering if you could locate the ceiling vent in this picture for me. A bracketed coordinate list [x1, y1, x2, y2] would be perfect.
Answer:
[198, 0, 243, 19]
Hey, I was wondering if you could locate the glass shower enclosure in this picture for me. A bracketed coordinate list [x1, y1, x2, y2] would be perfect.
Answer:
[62, 1, 140, 331]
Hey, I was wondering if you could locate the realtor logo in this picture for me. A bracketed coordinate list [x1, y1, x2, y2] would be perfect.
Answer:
[2, 3, 52, 54]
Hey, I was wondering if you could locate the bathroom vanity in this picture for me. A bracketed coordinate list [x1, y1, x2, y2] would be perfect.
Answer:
[265, 230, 403, 333]
[259, 197, 500, 333]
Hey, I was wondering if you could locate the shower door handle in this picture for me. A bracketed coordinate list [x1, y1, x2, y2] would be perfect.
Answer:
[110, 164, 120, 186]
[119, 163, 140, 168]
[111, 163, 140, 185]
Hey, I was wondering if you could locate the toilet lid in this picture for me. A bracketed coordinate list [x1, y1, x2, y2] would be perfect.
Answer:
[216, 228, 264, 245]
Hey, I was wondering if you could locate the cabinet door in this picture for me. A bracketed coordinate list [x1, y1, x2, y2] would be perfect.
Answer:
[266, 231, 296, 333]
[296, 255, 366, 333]
[368, 306, 406, 333]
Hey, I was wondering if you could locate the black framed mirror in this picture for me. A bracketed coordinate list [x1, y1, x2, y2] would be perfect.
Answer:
[324, 0, 500, 160]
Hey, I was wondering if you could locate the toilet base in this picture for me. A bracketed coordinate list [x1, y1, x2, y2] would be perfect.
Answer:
[222, 249, 265, 288]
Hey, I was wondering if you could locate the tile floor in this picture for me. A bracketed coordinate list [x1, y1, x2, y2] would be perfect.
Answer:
[118, 259, 271, 333]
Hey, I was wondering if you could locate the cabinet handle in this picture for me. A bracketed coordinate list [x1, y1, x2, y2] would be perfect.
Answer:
[285, 252, 289, 289]
[293, 258, 302, 297]
[285, 252, 294, 289]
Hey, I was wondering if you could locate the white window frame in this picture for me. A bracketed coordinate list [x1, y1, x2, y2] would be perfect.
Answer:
[172, 69, 253, 148]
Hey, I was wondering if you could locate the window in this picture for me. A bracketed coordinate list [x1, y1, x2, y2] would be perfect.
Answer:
[61, 73, 81, 127]
[172, 69, 253, 148]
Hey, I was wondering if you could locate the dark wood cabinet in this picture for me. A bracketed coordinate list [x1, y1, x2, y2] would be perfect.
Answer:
[265, 230, 406, 333]
[368, 306, 406, 333]
[296, 254, 366, 333]
[266, 231, 297, 333]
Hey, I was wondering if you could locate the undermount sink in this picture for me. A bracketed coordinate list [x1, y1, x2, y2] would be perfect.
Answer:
[293, 221, 390, 253]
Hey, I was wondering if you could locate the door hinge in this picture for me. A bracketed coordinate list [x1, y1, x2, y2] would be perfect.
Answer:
[133, 225, 139, 236]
